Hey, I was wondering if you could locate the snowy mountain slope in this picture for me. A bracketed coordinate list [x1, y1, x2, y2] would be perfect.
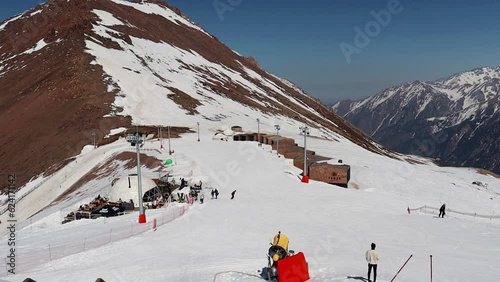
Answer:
[1, 2, 499, 280]
[332, 66, 500, 173]
[0, 0, 380, 189]
[0, 127, 499, 281]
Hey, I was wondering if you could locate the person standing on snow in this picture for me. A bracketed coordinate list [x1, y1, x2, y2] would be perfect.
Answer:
[439, 204, 446, 218]
[214, 189, 219, 199]
[231, 190, 236, 200]
[366, 242, 379, 282]
[211, 189, 215, 199]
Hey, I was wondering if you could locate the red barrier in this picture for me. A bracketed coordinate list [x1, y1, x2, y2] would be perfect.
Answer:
[277, 252, 309, 282]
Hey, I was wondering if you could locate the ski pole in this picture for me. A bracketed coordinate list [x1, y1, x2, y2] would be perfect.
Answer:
[390, 254, 413, 282]
[430, 255, 433, 282]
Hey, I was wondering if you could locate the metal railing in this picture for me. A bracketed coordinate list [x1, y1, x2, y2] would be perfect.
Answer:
[0, 202, 191, 276]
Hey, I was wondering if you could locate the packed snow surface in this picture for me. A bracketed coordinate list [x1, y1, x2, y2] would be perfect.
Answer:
[1, 126, 499, 282]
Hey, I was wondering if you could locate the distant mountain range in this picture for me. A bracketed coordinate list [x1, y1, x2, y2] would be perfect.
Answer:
[332, 66, 500, 174]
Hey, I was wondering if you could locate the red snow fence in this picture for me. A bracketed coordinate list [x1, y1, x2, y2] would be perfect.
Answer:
[277, 252, 310, 282]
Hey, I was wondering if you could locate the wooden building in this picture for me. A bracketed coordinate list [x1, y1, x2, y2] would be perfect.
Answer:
[309, 163, 350, 187]
[262, 134, 276, 145]
[253, 133, 267, 144]
[284, 149, 315, 159]
[233, 133, 255, 141]
[293, 155, 331, 171]
[234, 132, 352, 188]
[277, 144, 300, 155]
[271, 137, 296, 150]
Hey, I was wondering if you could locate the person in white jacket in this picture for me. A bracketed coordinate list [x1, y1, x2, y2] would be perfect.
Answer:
[365, 242, 379, 282]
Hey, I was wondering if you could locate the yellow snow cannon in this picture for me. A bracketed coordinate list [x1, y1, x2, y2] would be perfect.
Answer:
[267, 231, 309, 282]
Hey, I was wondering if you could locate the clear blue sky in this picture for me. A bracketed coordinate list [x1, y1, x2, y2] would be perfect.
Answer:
[2, 0, 500, 103]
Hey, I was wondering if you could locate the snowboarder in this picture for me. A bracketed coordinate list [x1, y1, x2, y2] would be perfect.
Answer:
[439, 204, 446, 218]
[366, 243, 379, 282]
[214, 189, 219, 199]
[231, 190, 236, 200]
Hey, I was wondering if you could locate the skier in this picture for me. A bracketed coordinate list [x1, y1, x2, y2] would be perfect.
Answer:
[214, 189, 219, 199]
[211, 189, 215, 199]
[439, 204, 446, 218]
[200, 194, 204, 204]
[231, 190, 236, 200]
[366, 243, 379, 282]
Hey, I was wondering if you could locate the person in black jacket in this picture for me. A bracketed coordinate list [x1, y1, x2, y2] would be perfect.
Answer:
[231, 190, 236, 200]
[439, 204, 446, 218]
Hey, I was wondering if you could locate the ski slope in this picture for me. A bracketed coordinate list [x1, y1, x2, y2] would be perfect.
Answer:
[1, 127, 500, 282]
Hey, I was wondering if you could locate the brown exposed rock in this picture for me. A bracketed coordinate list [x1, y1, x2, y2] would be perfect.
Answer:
[166, 87, 201, 115]
[247, 56, 260, 68]
[53, 151, 162, 202]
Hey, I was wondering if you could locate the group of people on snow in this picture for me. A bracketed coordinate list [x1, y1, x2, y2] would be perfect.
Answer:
[211, 189, 219, 199]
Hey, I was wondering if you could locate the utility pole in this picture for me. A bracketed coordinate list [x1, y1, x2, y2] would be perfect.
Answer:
[274, 124, 280, 156]
[168, 126, 172, 155]
[92, 133, 96, 149]
[197, 122, 200, 142]
[128, 128, 146, 224]
[257, 118, 261, 146]
[136, 129, 146, 223]
[160, 127, 164, 150]
[300, 126, 310, 183]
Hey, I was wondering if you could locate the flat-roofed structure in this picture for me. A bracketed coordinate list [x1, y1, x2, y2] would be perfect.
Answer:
[309, 163, 351, 187]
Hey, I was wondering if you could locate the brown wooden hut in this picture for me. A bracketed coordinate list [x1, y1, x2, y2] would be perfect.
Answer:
[309, 163, 350, 187]
[293, 155, 331, 171]
[232, 134, 245, 141]
[271, 137, 296, 150]
[277, 144, 299, 155]
[257, 133, 267, 144]
[285, 149, 315, 159]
